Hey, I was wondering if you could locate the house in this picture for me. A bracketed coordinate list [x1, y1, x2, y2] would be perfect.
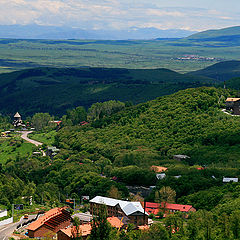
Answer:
[173, 155, 190, 161]
[156, 173, 166, 180]
[223, 177, 238, 183]
[151, 166, 168, 173]
[26, 207, 71, 238]
[58, 223, 91, 240]
[225, 98, 240, 115]
[225, 98, 240, 109]
[143, 202, 196, 217]
[89, 196, 148, 226]
[46, 146, 60, 159]
[58, 216, 126, 240]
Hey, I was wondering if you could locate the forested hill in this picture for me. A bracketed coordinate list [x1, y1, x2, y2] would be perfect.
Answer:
[0, 67, 213, 116]
[56, 87, 240, 167]
[188, 60, 240, 81]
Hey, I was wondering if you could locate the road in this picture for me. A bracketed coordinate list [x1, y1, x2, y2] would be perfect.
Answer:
[0, 215, 36, 240]
[20, 131, 43, 146]
[19, 131, 46, 156]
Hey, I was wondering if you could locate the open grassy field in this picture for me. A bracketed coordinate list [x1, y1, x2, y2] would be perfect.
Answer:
[0, 38, 239, 74]
[0, 136, 34, 163]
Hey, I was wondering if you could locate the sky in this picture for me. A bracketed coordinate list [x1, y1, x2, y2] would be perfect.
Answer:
[0, 0, 240, 31]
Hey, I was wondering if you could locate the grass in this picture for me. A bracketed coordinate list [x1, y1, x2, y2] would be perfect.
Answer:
[0, 38, 238, 74]
[0, 136, 34, 163]
[29, 130, 57, 146]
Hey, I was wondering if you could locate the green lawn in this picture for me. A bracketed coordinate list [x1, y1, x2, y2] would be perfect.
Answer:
[0, 137, 34, 163]
[29, 130, 57, 146]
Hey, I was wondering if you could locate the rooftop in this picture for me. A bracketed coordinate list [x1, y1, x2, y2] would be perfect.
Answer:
[90, 196, 148, 216]
[226, 98, 240, 102]
[26, 207, 69, 231]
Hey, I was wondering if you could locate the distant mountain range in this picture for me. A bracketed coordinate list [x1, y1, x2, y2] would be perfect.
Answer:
[0, 24, 196, 40]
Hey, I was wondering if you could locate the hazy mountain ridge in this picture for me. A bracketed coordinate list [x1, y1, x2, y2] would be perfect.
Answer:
[0, 24, 196, 40]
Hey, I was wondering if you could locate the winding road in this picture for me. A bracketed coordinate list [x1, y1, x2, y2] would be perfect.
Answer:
[19, 131, 46, 156]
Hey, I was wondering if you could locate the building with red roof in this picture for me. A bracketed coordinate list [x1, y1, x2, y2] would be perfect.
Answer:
[143, 202, 196, 217]
[26, 207, 71, 238]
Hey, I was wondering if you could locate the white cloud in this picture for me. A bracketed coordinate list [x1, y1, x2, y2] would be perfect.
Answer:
[0, 0, 239, 31]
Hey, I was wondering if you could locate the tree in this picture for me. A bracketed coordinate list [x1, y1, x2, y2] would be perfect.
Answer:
[66, 106, 87, 125]
[140, 223, 169, 240]
[71, 217, 82, 240]
[155, 186, 176, 213]
[107, 186, 122, 199]
[32, 112, 52, 131]
[89, 205, 112, 240]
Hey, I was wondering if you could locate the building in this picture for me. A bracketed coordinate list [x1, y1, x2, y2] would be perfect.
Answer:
[156, 173, 166, 180]
[89, 196, 148, 226]
[57, 217, 126, 240]
[223, 177, 238, 183]
[13, 112, 23, 127]
[225, 98, 240, 115]
[46, 146, 60, 159]
[26, 207, 71, 238]
[173, 155, 190, 161]
[151, 166, 168, 173]
[58, 223, 91, 240]
[143, 202, 196, 217]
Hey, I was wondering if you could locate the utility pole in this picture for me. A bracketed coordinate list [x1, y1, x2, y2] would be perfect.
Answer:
[12, 204, 14, 221]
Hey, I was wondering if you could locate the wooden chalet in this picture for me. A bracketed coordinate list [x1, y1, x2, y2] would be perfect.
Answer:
[26, 207, 71, 238]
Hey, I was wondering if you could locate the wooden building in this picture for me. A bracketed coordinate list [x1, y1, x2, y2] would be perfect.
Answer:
[26, 207, 71, 238]
[90, 196, 148, 226]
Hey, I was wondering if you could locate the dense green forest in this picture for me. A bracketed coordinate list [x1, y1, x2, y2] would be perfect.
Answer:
[2, 87, 240, 239]
[0, 67, 213, 116]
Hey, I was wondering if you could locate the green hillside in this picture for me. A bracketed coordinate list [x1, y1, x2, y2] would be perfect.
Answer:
[0, 67, 213, 116]
[187, 60, 240, 81]
[186, 26, 240, 46]
[56, 87, 240, 168]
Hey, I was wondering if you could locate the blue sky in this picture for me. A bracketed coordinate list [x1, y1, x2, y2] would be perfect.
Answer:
[0, 0, 239, 31]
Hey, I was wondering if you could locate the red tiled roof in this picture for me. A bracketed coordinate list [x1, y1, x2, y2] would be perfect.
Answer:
[59, 224, 92, 237]
[151, 166, 168, 173]
[138, 225, 149, 230]
[27, 207, 69, 231]
[143, 202, 194, 214]
[107, 217, 124, 228]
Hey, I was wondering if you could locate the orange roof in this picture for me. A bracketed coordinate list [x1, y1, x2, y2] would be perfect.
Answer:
[226, 98, 240, 102]
[151, 166, 168, 173]
[59, 224, 92, 237]
[138, 225, 150, 230]
[107, 217, 124, 228]
[26, 207, 68, 231]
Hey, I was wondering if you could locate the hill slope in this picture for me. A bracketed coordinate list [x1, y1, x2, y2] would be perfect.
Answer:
[187, 60, 240, 81]
[186, 26, 240, 46]
[0, 67, 213, 116]
[56, 87, 240, 167]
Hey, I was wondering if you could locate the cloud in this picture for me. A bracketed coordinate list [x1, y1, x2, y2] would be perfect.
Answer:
[0, 0, 239, 31]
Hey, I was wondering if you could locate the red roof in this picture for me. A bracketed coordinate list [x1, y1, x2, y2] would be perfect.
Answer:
[143, 202, 194, 215]
[107, 217, 124, 228]
[59, 224, 91, 237]
[27, 207, 69, 231]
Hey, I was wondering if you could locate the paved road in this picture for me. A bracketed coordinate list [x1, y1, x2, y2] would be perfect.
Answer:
[221, 109, 240, 116]
[19, 131, 46, 156]
[20, 131, 43, 146]
[0, 215, 36, 240]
